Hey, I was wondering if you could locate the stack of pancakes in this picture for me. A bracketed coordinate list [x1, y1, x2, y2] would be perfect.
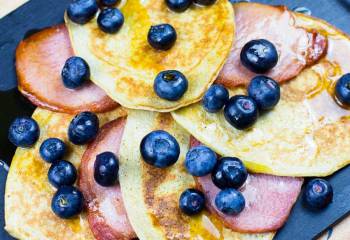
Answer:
[5, 1, 350, 240]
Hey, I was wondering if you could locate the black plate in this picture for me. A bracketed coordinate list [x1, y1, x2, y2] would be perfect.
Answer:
[1, 0, 350, 239]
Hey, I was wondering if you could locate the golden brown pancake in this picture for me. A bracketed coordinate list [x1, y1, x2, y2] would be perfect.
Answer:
[172, 3, 350, 177]
[65, 0, 234, 112]
[5, 107, 127, 240]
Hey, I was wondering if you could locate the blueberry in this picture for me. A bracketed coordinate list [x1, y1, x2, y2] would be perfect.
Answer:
[100, 0, 119, 6]
[248, 76, 280, 110]
[8, 117, 40, 148]
[97, 8, 124, 34]
[48, 160, 77, 188]
[61, 56, 90, 89]
[148, 24, 177, 51]
[179, 189, 205, 215]
[40, 138, 66, 163]
[68, 112, 99, 145]
[51, 186, 84, 219]
[211, 157, 247, 189]
[67, 0, 98, 24]
[140, 130, 180, 168]
[194, 0, 216, 6]
[185, 145, 217, 176]
[335, 73, 350, 106]
[202, 84, 229, 113]
[224, 95, 258, 130]
[165, 0, 192, 12]
[240, 39, 278, 73]
[304, 179, 333, 209]
[215, 188, 245, 215]
[94, 151, 119, 187]
[154, 70, 188, 101]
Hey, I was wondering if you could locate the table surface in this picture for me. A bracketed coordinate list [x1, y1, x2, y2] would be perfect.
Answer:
[0, 0, 349, 239]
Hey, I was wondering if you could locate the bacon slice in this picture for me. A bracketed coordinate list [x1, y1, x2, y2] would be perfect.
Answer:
[79, 118, 136, 240]
[16, 24, 118, 114]
[216, 3, 327, 88]
[191, 137, 303, 233]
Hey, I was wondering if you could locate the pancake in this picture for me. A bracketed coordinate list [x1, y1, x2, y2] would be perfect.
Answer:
[16, 24, 118, 114]
[5, 107, 127, 240]
[172, 3, 350, 177]
[65, 0, 234, 112]
[118, 110, 274, 240]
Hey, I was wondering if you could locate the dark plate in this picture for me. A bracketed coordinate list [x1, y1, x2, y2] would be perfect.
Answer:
[1, 0, 350, 239]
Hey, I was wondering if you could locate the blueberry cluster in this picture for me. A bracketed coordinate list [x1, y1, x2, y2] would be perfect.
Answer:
[202, 76, 280, 130]
[182, 144, 247, 216]
[8, 111, 106, 219]
[180, 142, 335, 214]
[50, 112, 121, 218]
[139, 129, 247, 216]
[67, 0, 124, 33]
[47, 111, 104, 218]
[201, 39, 281, 130]
[41, 112, 99, 219]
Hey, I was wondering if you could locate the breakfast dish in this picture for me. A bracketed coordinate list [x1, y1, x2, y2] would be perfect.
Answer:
[4, 0, 350, 239]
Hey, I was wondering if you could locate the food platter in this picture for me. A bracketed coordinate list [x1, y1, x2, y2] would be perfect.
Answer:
[1, 0, 350, 239]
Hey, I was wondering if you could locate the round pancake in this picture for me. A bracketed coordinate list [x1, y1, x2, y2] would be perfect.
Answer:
[5, 107, 127, 240]
[172, 3, 350, 177]
[65, 0, 234, 112]
[119, 110, 274, 240]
